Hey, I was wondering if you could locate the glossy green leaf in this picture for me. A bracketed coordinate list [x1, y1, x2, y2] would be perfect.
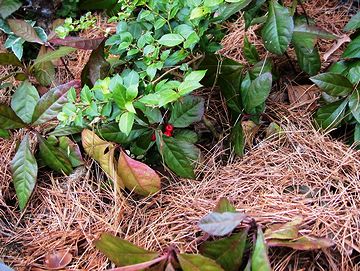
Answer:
[0, 52, 22, 66]
[97, 123, 146, 144]
[314, 100, 348, 130]
[158, 34, 184, 47]
[0, 0, 21, 19]
[347, 66, 360, 85]
[267, 236, 334, 250]
[343, 35, 360, 59]
[10, 134, 37, 210]
[169, 96, 204, 128]
[310, 73, 353, 96]
[214, 197, 236, 213]
[49, 126, 83, 137]
[173, 129, 198, 144]
[213, 0, 253, 22]
[94, 233, 159, 267]
[293, 24, 336, 40]
[32, 80, 81, 125]
[58, 137, 84, 168]
[118, 150, 161, 196]
[32, 47, 76, 67]
[11, 81, 39, 123]
[7, 19, 43, 44]
[178, 254, 224, 271]
[348, 89, 360, 123]
[261, 0, 294, 55]
[119, 111, 135, 136]
[198, 211, 247, 236]
[344, 11, 360, 32]
[243, 36, 259, 64]
[0, 128, 10, 139]
[38, 135, 73, 175]
[199, 231, 248, 271]
[0, 104, 26, 129]
[242, 72, 272, 113]
[251, 228, 271, 271]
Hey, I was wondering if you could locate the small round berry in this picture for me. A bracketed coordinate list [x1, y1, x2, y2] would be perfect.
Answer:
[151, 133, 156, 141]
[164, 131, 172, 137]
[165, 124, 174, 132]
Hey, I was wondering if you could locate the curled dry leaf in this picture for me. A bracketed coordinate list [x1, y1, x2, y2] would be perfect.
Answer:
[267, 236, 334, 250]
[82, 129, 124, 189]
[44, 251, 72, 270]
[118, 150, 161, 196]
[264, 217, 303, 240]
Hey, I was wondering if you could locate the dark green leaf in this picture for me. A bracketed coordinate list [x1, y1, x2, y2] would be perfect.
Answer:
[0, 104, 26, 129]
[199, 231, 248, 271]
[343, 35, 360, 59]
[178, 254, 224, 271]
[158, 34, 184, 47]
[242, 72, 272, 113]
[38, 135, 73, 175]
[344, 11, 360, 32]
[49, 37, 105, 50]
[32, 80, 81, 125]
[293, 24, 336, 40]
[0, 128, 10, 139]
[11, 81, 39, 123]
[243, 36, 259, 64]
[7, 19, 43, 44]
[173, 129, 198, 144]
[244, 0, 266, 29]
[310, 73, 353, 96]
[169, 96, 204, 128]
[348, 89, 360, 123]
[314, 100, 348, 130]
[214, 198, 236, 213]
[198, 211, 247, 236]
[97, 123, 147, 144]
[10, 134, 37, 210]
[32, 47, 75, 67]
[94, 233, 159, 267]
[0, 0, 21, 19]
[213, 0, 253, 22]
[49, 126, 83, 137]
[0, 52, 22, 66]
[231, 121, 245, 156]
[81, 41, 110, 87]
[261, 0, 294, 55]
[347, 66, 360, 85]
[251, 227, 271, 271]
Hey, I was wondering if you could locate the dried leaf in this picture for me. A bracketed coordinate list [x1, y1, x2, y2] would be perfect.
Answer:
[82, 129, 124, 189]
[118, 150, 161, 196]
[264, 217, 302, 240]
[287, 84, 319, 110]
[267, 236, 334, 250]
[44, 251, 72, 270]
[242, 120, 259, 148]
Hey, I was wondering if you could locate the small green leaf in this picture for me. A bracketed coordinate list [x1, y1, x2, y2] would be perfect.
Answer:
[119, 111, 135, 136]
[38, 135, 73, 175]
[178, 254, 224, 271]
[348, 66, 360, 85]
[314, 99, 348, 130]
[185, 70, 207, 82]
[198, 211, 247, 236]
[251, 227, 271, 271]
[214, 197, 236, 213]
[231, 121, 245, 156]
[0, 104, 26, 129]
[7, 19, 43, 44]
[310, 73, 353, 96]
[32, 80, 81, 125]
[158, 34, 184, 47]
[199, 231, 248, 271]
[348, 89, 360, 123]
[32, 47, 76, 67]
[261, 0, 294, 55]
[94, 233, 159, 267]
[11, 81, 39, 124]
[10, 134, 38, 210]
[243, 36, 259, 64]
[0, 0, 21, 19]
[0, 128, 10, 139]
[344, 11, 360, 32]
[58, 137, 84, 168]
[169, 96, 204, 128]
[343, 35, 360, 59]
[178, 81, 203, 96]
[0, 52, 22, 66]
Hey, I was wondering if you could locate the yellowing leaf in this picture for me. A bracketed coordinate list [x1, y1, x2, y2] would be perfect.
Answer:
[82, 129, 124, 189]
[118, 150, 161, 196]
[267, 236, 334, 250]
[264, 217, 302, 240]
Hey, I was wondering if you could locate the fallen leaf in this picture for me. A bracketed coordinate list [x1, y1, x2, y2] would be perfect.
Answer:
[44, 251, 72, 270]
[287, 84, 319, 110]
[264, 217, 303, 240]
[267, 236, 334, 250]
[323, 34, 351, 61]
[242, 120, 259, 148]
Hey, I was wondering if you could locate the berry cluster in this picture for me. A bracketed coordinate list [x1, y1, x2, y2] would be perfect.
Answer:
[151, 124, 174, 141]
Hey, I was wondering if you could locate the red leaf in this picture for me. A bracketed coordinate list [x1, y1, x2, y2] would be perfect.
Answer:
[49, 37, 105, 50]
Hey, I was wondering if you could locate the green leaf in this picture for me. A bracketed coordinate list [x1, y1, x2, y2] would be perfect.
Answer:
[169, 96, 204, 128]
[242, 72, 272, 113]
[119, 111, 135, 136]
[157, 135, 197, 178]
[204, 0, 224, 8]
[0, 104, 26, 129]
[38, 135, 73, 175]
[231, 121, 245, 156]
[0, 52, 22, 66]
[58, 137, 84, 167]
[314, 99, 348, 130]
[348, 66, 360, 85]
[343, 35, 360, 59]
[243, 36, 259, 64]
[118, 150, 161, 196]
[11, 81, 39, 124]
[214, 197, 236, 213]
[49, 126, 83, 137]
[178, 81, 203, 96]
[198, 211, 247, 236]
[0, 0, 21, 19]
[112, 82, 127, 109]
[185, 70, 207, 82]
[344, 11, 360, 32]
[251, 227, 271, 271]
[178, 254, 224, 271]
[94, 233, 159, 267]
[213, 0, 253, 22]
[32, 80, 81, 125]
[158, 34, 184, 47]
[293, 24, 336, 40]
[0, 128, 10, 139]
[173, 129, 198, 144]
[10, 134, 38, 210]
[7, 19, 43, 44]
[199, 231, 248, 271]
[348, 89, 360, 123]
[310, 73, 353, 96]
[261, 0, 294, 55]
[32, 47, 76, 67]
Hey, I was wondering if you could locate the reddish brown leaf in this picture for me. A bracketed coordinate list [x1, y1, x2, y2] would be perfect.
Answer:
[49, 37, 105, 50]
[118, 150, 161, 196]
[267, 236, 334, 250]
[7, 19, 43, 44]
[44, 251, 72, 270]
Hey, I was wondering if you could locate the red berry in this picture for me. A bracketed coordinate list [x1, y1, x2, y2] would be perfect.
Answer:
[164, 131, 172, 137]
[165, 124, 174, 132]
[151, 133, 156, 141]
